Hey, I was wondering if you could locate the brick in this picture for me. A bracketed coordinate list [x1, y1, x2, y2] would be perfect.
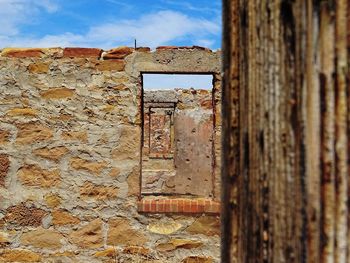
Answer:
[184, 200, 191, 213]
[63, 47, 102, 58]
[137, 199, 220, 214]
[1, 48, 43, 58]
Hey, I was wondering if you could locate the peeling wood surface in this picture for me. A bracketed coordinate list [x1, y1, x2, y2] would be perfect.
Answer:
[222, 0, 349, 262]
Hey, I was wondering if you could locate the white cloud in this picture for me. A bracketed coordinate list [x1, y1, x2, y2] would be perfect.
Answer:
[0, 9, 220, 49]
[0, 0, 58, 36]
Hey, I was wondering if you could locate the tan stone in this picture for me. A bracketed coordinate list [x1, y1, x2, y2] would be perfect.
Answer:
[1, 48, 43, 58]
[107, 218, 147, 246]
[94, 247, 117, 258]
[44, 193, 61, 208]
[96, 60, 125, 71]
[0, 154, 9, 187]
[70, 157, 107, 175]
[28, 62, 50, 73]
[69, 219, 103, 248]
[0, 249, 42, 262]
[34, 146, 69, 161]
[16, 122, 53, 144]
[109, 167, 121, 178]
[40, 88, 75, 99]
[0, 130, 10, 144]
[0, 232, 9, 248]
[127, 166, 139, 196]
[61, 131, 88, 142]
[182, 256, 213, 263]
[123, 246, 150, 256]
[157, 239, 203, 252]
[5, 203, 47, 227]
[112, 126, 140, 161]
[80, 182, 118, 200]
[18, 164, 60, 188]
[6, 108, 37, 116]
[104, 47, 134, 59]
[186, 216, 220, 236]
[52, 210, 80, 225]
[21, 228, 64, 249]
[147, 221, 182, 235]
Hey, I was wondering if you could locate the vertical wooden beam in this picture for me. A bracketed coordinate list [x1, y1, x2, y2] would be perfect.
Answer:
[222, 0, 349, 262]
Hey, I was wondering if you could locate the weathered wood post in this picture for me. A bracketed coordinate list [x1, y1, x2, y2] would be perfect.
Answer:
[221, 0, 349, 262]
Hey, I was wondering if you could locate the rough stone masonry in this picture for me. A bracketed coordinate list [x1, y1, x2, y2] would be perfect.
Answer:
[0, 46, 221, 262]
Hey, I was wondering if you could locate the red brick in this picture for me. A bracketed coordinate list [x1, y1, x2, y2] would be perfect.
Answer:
[157, 200, 165, 213]
[190, 200, 198, 213]
[150, 200, 156, 212]
[197, 200, 205, 213]
[143, 199, 150, 212]
[63, 48, 102, 58]
[164, 200, 171, 213]
[170, 199, 178, 213]
[184, 200, 191, 213]
[177, 199, 184, 213]
[137, 198, 220, 215]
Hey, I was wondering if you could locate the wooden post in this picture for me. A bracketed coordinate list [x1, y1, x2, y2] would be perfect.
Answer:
[221, 0, 349, 262]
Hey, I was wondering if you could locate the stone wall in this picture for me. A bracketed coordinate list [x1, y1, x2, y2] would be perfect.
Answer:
[0, 46, 221, 262]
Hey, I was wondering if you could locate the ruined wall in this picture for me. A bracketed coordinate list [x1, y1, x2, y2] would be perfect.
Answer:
[142, 89, 217, 197]
[0, 46, 221, 262]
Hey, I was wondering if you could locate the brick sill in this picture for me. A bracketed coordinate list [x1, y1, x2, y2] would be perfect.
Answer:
[137, 198, 220, 215]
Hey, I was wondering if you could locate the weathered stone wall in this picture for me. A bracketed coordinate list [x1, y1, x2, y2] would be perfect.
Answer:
[0, 46, 221, 262]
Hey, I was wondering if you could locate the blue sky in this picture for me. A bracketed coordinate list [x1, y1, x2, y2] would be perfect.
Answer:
[0, 0, 222, 50]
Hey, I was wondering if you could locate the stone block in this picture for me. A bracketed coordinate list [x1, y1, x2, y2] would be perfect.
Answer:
[52, 210, 80, 225]
[70, 157, 107, 175]
[34, 146, 69, 161]
[63, 47, 102, 58]
[0, 249, 42, 262]
[21, 228, 64, 249]
[80, 182, 118, 200]
[16, 122, 53, 144]
[4, 203, 47, 227]
[69, 219, 103, 248]
[40, 87, 75, 99]
[1, 48, 43, 58]
[18, 164, 60, 188]
[107, 218, 147, 246]
[0, 154, 9, 187]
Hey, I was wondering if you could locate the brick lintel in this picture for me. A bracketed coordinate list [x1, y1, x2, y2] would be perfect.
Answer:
[137, 198, 220, 215]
